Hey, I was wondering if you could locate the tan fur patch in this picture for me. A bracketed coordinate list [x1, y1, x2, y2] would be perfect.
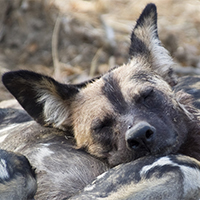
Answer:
[72, 78, 114, 157]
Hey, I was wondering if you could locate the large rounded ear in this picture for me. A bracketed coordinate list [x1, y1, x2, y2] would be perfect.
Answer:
[2, 70, 81, 130]
[129, 3, 177, 86]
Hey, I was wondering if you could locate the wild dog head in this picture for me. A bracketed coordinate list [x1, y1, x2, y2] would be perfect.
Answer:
[2, 4, 198, 167]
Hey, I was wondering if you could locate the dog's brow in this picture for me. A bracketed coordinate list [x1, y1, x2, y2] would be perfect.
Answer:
[102, 73, 128, 114]
[131, 71, 156, 84]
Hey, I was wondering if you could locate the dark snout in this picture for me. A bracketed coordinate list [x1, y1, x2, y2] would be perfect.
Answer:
[126, 121, 156, 151]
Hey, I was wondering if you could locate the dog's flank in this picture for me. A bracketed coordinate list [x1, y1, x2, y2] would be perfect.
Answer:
[70, 155, 200, 200]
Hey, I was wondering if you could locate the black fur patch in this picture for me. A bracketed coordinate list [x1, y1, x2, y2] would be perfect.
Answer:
[144, 165, 180, 180]
[102, 73, 128, 114]
[2, 71, 45, 124]
[0, 149, 36, 183]
[170, 155, 200, 170]
[129, 34, 150, 56]
[73, 75, 102, 88]
[129, 3, 158, 57]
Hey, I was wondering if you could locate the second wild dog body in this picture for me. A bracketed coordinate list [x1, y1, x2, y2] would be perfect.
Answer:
[70, 154, 200, 200]
[1, 3, 200, 199]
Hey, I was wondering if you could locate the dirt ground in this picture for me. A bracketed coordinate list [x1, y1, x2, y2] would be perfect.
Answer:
[1, 0, 200, 101]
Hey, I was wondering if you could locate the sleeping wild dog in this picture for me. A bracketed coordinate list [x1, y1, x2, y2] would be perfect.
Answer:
[1, 3, 200, 199]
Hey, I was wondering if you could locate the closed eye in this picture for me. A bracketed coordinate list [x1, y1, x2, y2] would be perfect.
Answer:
[142, 87, 154, 100]
[139, 87, 155, 108]
[91, 116, 114, 146]
[92, 116, 114, 133]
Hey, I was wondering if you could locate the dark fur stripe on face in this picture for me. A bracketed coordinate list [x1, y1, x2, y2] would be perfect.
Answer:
[102, 73, 128, 114]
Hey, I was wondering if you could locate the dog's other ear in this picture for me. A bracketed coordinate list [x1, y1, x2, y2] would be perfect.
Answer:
[129, 3, 177, 86]
[2, 70, 81, 130]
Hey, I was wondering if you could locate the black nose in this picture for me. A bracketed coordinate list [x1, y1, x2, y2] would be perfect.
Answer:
[126, 122, 156, 151]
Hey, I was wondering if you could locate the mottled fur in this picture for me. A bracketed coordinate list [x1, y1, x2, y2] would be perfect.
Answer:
[2, 3, 200, 199]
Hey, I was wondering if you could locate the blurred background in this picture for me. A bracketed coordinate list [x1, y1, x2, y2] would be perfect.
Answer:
[1, 0, 200, 100]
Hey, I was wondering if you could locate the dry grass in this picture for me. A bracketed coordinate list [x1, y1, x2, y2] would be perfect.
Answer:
[1, 0, 200, 100]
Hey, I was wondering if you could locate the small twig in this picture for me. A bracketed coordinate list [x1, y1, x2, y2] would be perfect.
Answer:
[100, 14, 116, 48]
[90, 48, 103, 77]
[108, 56, 115, 69]
[52, 15, 61, 80]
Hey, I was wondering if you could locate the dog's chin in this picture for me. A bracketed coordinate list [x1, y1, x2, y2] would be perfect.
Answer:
[108, 149, 136, 167]
[152, 141, 182, 157]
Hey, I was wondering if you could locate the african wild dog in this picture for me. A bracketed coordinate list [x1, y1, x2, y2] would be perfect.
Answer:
[2, 3, 200, 165]
[1, 3, 200, 199]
